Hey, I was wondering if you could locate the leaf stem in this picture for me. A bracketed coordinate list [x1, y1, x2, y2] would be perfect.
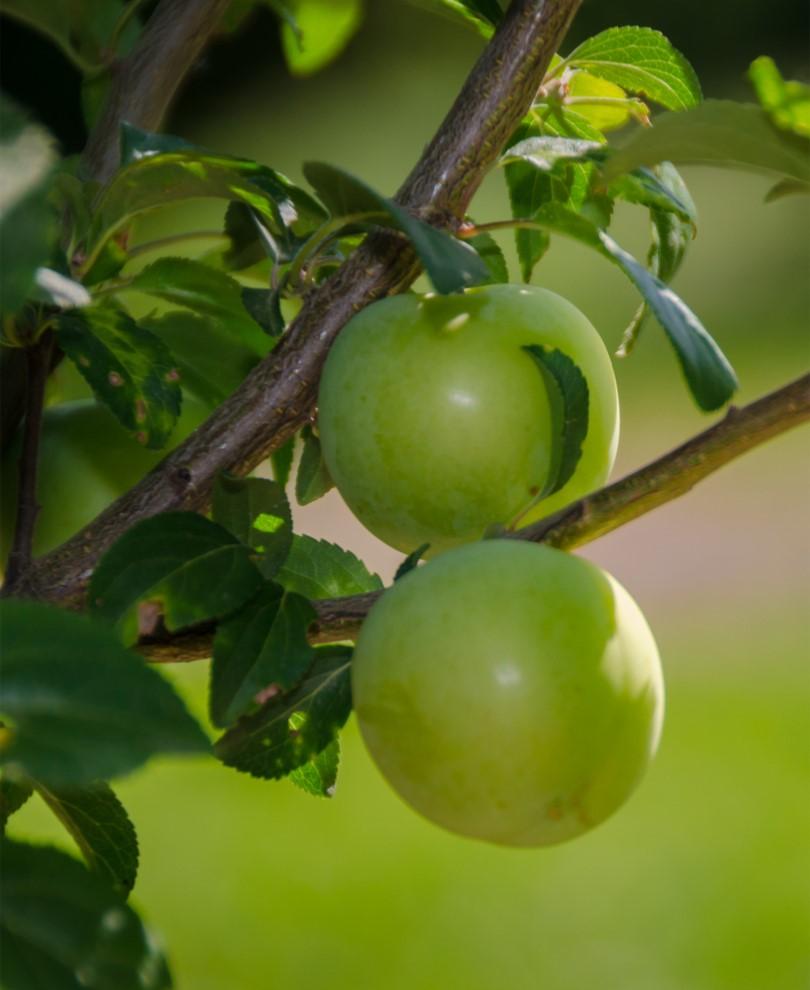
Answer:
[2, 332, 55, 592]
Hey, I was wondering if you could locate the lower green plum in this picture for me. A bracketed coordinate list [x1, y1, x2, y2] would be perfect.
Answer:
[352, 540, 664, 847]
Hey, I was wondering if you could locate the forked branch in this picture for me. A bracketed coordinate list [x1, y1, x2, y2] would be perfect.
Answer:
[139, 372, 810, 660]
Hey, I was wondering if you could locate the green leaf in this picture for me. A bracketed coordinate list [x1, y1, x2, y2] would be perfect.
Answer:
[0, 839, 172, 990]
[466, 230, 509, 283]
[270, 437, 295, 489]
[565, 69, 642, 132]
[602, 100, 810, 186]
[0, 95, 57, 314]
[88, 512, 264, 647]
[523, 346, 589, 498]
[240, 286, 285, 336]
[212, 475, 293, 579]
[608, 164, 696, 222]
[139, 310, 263, 408]
[34, 782, 139, 895]
[409, 0, 493, 38]
[303, 161, 490, 294]
[523, 203, 737, 411]
[86, 130, 327, 270]
[210, 582, 315, 727]
[394, 544, 430, 582]
[289, 737, 340, 796]
[749, 56, 810, 139]
[564, 27, 701, 111]
[276, 535, 383, 599]
[0, 776, 33, 833]
[128, 258, 270, 355]
[280, 0, 363, 77]
[502, 134, 603, 173]
[214, 645, 352, 780]
[0, 601, 208, 787]
[57, 304, 182, 449]
[295, 425, 335, 505]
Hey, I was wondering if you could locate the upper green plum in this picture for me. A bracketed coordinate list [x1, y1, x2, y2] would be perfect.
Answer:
[317, 284, 619, 554]
[352, 540, 664, 847]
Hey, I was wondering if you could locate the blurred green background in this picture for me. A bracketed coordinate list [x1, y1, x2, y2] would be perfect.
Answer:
[5, 3, 810, 988]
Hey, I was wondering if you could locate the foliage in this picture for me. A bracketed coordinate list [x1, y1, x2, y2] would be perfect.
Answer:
[1, 3, 807, 983]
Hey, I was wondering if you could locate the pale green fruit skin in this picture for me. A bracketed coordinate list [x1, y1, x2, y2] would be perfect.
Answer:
[1, 397, 207, 559]
[318, 284, 619, 555]
[352, 540, 664, 847]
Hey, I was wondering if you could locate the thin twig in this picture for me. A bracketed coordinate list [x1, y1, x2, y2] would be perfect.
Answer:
[136, 372, 810, 659]
[2, 333, 54, 592]
[14, 0, 584, 606]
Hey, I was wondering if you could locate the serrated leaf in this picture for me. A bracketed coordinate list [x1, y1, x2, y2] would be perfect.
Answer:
[276, 534, 383, 599]
[565, 27, 701, 111]
[749, 56, 810, 138]
[280, 0, 363, 77]
[394, 544, 430, 582]
[502, 134, 603, 173]
[212, 475, 293, 579]
[523, 203, 737, 410]
[210, 583, 315, 727]
[214, 645, 352, 779]
[57, 304, 182, 449]
[86, 130, 327, 271]
[523, 346, 589, 497]
[303, 161, 490, 294]
[0, 776, 32, 833]
[602, 100, 810, 186]
[0, 839, 172, 990]
[608, 164, 696, 222]
[129, 257, 270, 354]
[0, 601, 208, 787]
[34, 782, 139, 895]
[0, 94, 57, 314]
[289, 737, 340, 797]
[88, 512, 264, 647]
[139, 310, 262, 407]
[566, 69, 640, 132]
[295, 425, 335, 505]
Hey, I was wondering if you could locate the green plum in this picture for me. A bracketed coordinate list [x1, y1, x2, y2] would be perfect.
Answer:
[1, 396, 207, 560]
[317, 284, 619, 555]
[352, 540, 664, 847]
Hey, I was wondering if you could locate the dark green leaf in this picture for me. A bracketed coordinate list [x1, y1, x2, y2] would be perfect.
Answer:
[139, 310, 262, 408]
[212, 475, 293, 579]
[748, 56, 810, 138]
[0, 776, 33, 833]
[129, 257, 270, 354]
[303, 161, 490, 293]
[34, 782, 138, 895]
[240, 286, 285, 336]
[289, 737, 340, 797]
[0, 601, 208, 787]
[118, 123, 194, 165]
[214, 645, 352, 780]
[280, 0, 363, 77]
[270, 437, 295, 489]
[295, 425, 335, 505]
[523, 346, 589, 498]
[608, 165, 696, 222]
[394, 544, 430, 582]
[765, 177, 810, 202]
[89, 512, 264, 647]
[276, 535, 383, 599]
[0, 839, 172, 990]
[57, 304, 182, 449]
[602, 100, 810, 186]
[466, 230, 508, 282]
[222, 202, 271, 270]
[523, 203, 737, 410]
[565, 27, 701, 110]
[0, 95, 57, 314]
[210, 582, 315, 727]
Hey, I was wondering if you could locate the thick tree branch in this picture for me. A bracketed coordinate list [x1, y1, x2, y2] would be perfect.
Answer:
[2, 333, 54, 590]
[82, 0, 231, 184]
[13, 0, 583, 606]
[138, 373, 810, 661]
